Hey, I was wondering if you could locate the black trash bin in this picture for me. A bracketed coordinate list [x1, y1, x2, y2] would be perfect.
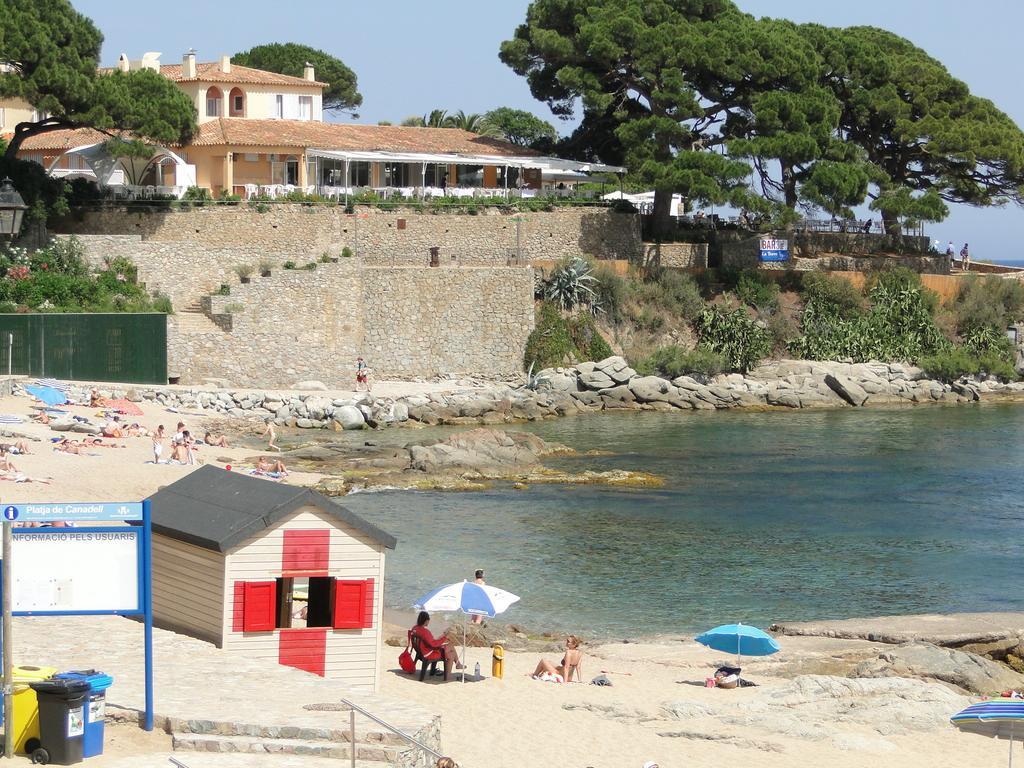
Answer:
[27, 678, 89, 765]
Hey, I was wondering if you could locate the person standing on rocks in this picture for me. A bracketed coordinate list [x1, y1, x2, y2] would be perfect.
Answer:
[355, 357, 371, 392]
[262, 419, 280, 452]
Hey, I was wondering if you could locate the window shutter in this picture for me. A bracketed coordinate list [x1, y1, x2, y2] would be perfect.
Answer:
[333, 579, 369, 629]
[362, 578, 375, 629]
[242, 581, 277, 632]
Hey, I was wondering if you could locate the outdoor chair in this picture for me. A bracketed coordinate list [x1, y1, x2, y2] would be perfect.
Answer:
[409, 631, 447, 682]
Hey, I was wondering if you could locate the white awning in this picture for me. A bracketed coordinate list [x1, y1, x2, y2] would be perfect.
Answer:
[306, 148, 626, 175]
[47, 142, 196, 195]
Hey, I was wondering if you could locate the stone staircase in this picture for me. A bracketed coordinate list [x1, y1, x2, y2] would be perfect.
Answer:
[173, 300, 229, 335]
[167, 713, 435, 767]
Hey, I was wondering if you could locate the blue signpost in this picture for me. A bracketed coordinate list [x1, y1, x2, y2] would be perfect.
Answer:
[759, 237, 790, 263]
[0, 500, 154, 741]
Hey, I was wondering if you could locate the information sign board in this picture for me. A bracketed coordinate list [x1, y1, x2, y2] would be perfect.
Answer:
[759, 237, 790, 262]
[10, 528, 140, 612]
[2, 502, 143, 524]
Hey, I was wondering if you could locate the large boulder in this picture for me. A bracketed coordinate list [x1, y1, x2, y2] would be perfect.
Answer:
[333, 405, 366, 430]
[408, 428, 549, 474]
[628, 375, 676, 403]
[825, 374, 869, 407]
[303, 395, 333, 420]
[534, 368, 579, 393]
[578, 368, 616, 391]
[595, 355, 638, 384]
[853, 642, 1024, 695]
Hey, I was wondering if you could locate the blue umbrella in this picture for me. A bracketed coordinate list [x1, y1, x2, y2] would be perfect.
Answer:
[695, 623, 780, 666]
[952, 698, 1024, 767]
[24, 385, 66, 406]
[414, 580, 520, 682]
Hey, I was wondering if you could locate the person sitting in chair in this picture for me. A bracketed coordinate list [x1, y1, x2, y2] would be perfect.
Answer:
[410, 611, 464, 679]
[714, 665, 742, 689]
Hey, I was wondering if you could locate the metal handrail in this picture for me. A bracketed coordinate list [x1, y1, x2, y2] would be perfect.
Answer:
[339, 697, 445, 767]
[168, 758, 191, 768]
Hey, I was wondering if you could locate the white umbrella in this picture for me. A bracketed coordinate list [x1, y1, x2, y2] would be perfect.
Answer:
[414, 580, 520, 682]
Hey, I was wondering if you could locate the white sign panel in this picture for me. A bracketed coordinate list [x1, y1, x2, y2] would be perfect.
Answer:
[11, 530, 140, 612]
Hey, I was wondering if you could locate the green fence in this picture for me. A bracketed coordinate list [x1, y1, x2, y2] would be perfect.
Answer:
[0, 314, 167, 384]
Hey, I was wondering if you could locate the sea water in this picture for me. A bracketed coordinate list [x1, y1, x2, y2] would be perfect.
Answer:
[344, 405, 1024, 638]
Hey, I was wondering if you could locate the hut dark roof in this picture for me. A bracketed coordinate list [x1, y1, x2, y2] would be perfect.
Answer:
[146, 465, 397, 553]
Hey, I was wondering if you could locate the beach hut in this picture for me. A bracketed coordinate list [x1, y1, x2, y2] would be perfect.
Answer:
[146, 466, 397, 692]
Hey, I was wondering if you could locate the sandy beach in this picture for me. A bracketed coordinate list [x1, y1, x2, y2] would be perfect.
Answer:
[1, 383, 1019, 768]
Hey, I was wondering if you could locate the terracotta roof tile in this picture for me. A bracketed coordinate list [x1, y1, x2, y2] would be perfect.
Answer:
[159, 62, 326, 87]
[15, 121, 534, 158]
[191, 119, 532, 156]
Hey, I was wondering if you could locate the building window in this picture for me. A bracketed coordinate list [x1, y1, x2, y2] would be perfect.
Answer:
[425, 164, 449, 187]
[298, 95, 312, 120]
[456, 165, 484, 186]
[206, 86, 223, 118]
[275, 95, 284, 119]
[350, 161, 370, 187]
[383, 162, 410, 187]
[497, 166, 520, 188]
[237, 577, 373, 632]
[229, 88, 245, 118]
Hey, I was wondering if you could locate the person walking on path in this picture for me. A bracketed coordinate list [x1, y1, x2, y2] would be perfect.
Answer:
[355, 357, 371, 392]
[472, 569, 486, 625]
[961, 243, 971, 271]
[262, 419, 280, 452]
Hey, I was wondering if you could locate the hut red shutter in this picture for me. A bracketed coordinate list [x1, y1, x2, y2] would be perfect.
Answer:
[242, 581, 277, 632]
[333, 579, 372, 629]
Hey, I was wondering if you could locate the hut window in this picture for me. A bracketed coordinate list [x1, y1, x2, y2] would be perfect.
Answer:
[275, 576, 337, 629]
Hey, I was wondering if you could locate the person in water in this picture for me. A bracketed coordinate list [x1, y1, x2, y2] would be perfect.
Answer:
[532, 635, 583, 683]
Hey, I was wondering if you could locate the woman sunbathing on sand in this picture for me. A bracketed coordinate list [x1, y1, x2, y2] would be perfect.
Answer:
[0, 440, 30, 455]
[532, 635, 583, 683]
[256, 456, 288, 476]
[204, 432, 229, 448]
[81, 437, 125, 449]
[0, 472, 51, 484]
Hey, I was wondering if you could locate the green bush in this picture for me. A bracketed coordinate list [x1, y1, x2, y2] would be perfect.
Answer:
[524, 302, 576, 370]
[920, 347, 1018, 382]
[951, 275, 1024, 335]
[566, 313, 613, 362]
[523, 302, 613, 370]
[151, 293, 173, 314]
[341, 247, 353, 258]
[800, 272, 863, 319]
[635, 345, 726, 378]
[592, 265, 627, 322]
[735, 270, 780, 311]
[633, 269, 704, 321]
[695, 306, 773, 372]
[283, 261, 296, 270]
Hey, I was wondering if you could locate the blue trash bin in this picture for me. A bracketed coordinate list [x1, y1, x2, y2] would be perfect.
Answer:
[55, 671, 113, 758]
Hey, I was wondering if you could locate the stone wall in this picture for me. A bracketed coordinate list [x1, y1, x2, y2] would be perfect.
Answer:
[637, 242, 708, 270]
[54, 204, 641, 263]
[166, 262, 533, 387]
[721, 234, 948, 274]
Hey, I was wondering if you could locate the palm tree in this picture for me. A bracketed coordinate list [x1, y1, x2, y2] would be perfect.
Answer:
[446, 110, 500, 137]
[422, 109, 450, 128]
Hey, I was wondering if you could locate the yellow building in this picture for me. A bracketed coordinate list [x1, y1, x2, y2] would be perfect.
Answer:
[4, 52, 622, 196]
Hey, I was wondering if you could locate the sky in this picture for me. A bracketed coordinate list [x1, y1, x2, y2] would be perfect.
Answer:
[72, 0, 1024, 262]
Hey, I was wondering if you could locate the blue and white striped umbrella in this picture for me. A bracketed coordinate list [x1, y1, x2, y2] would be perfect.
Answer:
[414, 580, 520, 618]
[952, 699, 1024, 767]
[35, 378, 70, 392]
[414, 580, 520, 683]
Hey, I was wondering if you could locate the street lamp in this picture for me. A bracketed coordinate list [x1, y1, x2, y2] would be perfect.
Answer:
[0, 178, 27, 239]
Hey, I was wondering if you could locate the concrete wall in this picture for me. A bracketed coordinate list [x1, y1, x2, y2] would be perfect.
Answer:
[54, 205, 642, 265]
[637, 242, 708, 270]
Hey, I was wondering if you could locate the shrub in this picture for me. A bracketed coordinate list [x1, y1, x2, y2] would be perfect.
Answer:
[920, 347, 1018, 382]
[282, 261, 296, 270]
[524, 301, 576, 370]
[735, 270, 780, 311]
[215, 284, 230, 296]
[951, 275, 1024, 335]
[303, 262, 317, 270]
[566, 313, 613, 361]
[631, 308, 665, 333]
[632, 269, 704, 321]
[592, 265, 627, 322]
[151, 293, 173, 314]
[182, 186, 211, 205]
[800, 272, 863, 319]
[233, 264, 253, 279]
[319, 253, 332, 263]
[258, 259, 274, 275]
[695, 306, 773, 372]
[544, 257, 598, 312]
[635, 345, 726, 378]
[341, 247, 353, 258]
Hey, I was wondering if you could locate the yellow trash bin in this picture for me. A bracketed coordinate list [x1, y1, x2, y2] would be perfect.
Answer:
[491, 645, 505, 679]
[9, 665, 57, 754]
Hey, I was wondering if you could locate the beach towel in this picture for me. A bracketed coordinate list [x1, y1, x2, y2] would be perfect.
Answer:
[590, 674, 612, 686]
[249, 469, 282, 479]
[533, 672, 564, 683]
[97, 398, 143, 416]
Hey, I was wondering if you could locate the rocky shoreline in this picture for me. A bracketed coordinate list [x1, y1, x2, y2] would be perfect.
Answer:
[62, 356, 1024, 433]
